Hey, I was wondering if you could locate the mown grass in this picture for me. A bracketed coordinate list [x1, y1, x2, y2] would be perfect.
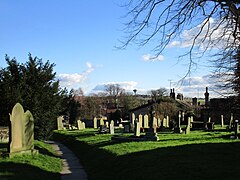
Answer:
[53, 127, 240, 180]
[0, 140, 62, 180]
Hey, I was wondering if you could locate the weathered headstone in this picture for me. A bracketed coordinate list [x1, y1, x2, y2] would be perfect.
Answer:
[109, 120, 114, 134]
[24, 110, 34, 150]
[229, 113, 234, 130]
[144, 114, 149, 128]
[77, 120, 82, 130]
[185, 117, 191, 134]
[93, 117, 97, 128]
[106, 121, 109, 128]
[162, 118, 167, 127]
[9, 103, 38, 157]
[57, 116, 64, 130]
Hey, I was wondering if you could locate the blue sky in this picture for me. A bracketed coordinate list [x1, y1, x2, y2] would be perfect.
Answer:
[0, 0, 222, 98]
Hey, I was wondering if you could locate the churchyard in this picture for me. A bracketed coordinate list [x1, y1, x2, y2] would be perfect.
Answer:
[1, 103, 240, 179]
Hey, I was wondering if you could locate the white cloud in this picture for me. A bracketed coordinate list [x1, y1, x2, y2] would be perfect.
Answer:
[174, 74, 227, 98]
[142, 54, 164, 62]
[168, 18, 234, 50]
[58, 62, 94, 89]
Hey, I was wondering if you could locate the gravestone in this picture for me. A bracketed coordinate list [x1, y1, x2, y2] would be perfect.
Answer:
[24, 110, 34, 150]
[166, 116, 169, 128]
[109, 120, 114, 134]
[100, 118, 104, 126]
[93, 117, 97, 128]
[221, 115, 224, 127]
[144, 114, 149, 128]
[9, 103, 38, 157]
[77, 120, 85, 130]
[174, 111, 182, 133]
[162, 118, 167, 127]
[184, 117, 191, 134]
[134, 120, 140, 137]
[106, 121, 109, 128]
[57, 116, 64, 130]
[153, 117, 158, 128]
[139, 114, 143, 128]
[131, 113, 136, 129]
[229, 113, 234, 130]
[157, 118, 161, 127]
[234, 120, 239, 139]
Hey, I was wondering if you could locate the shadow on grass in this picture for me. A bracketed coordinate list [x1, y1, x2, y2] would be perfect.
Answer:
[0, 162, 60, 180]
[53, 131, 240, 180]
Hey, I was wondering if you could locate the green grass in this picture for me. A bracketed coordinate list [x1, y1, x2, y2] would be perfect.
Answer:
[53, 127, 240, 180]
[0, 140, 62, 179]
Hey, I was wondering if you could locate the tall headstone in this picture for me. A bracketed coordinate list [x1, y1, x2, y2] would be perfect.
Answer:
[57, 116, 64, 130]
[144, 114, 149, 128]
[221, 115, 224, 127]
[139, 114, 143, 128]
[9, 103, 38, 157]
[109, 120, 114, 134]
[93, 117, 97, 128]
[10, 103, 24, 153]
[162, 118, 167, 127]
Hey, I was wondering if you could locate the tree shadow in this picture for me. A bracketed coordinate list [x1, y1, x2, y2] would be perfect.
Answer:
[0, 162, 60, 180]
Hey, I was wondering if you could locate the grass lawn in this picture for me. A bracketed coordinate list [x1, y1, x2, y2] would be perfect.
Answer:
[0, 140, 62, 180]
[53, 126, 240, 180]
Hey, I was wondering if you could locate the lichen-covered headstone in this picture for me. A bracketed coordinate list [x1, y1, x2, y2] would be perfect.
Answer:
[24, 110, 34, 150]
[9, 103, 38, 157]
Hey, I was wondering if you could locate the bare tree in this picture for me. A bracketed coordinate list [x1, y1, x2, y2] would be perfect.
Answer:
[120, 1, 240, 75]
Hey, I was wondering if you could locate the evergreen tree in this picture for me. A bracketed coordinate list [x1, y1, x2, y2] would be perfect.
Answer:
[0, 54, 70, 139]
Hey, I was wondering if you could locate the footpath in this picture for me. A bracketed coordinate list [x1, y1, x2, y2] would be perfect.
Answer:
[46, 141, 88, 180]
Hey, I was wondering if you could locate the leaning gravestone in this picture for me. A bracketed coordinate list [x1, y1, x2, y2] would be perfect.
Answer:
[9, 103, 38, 157]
